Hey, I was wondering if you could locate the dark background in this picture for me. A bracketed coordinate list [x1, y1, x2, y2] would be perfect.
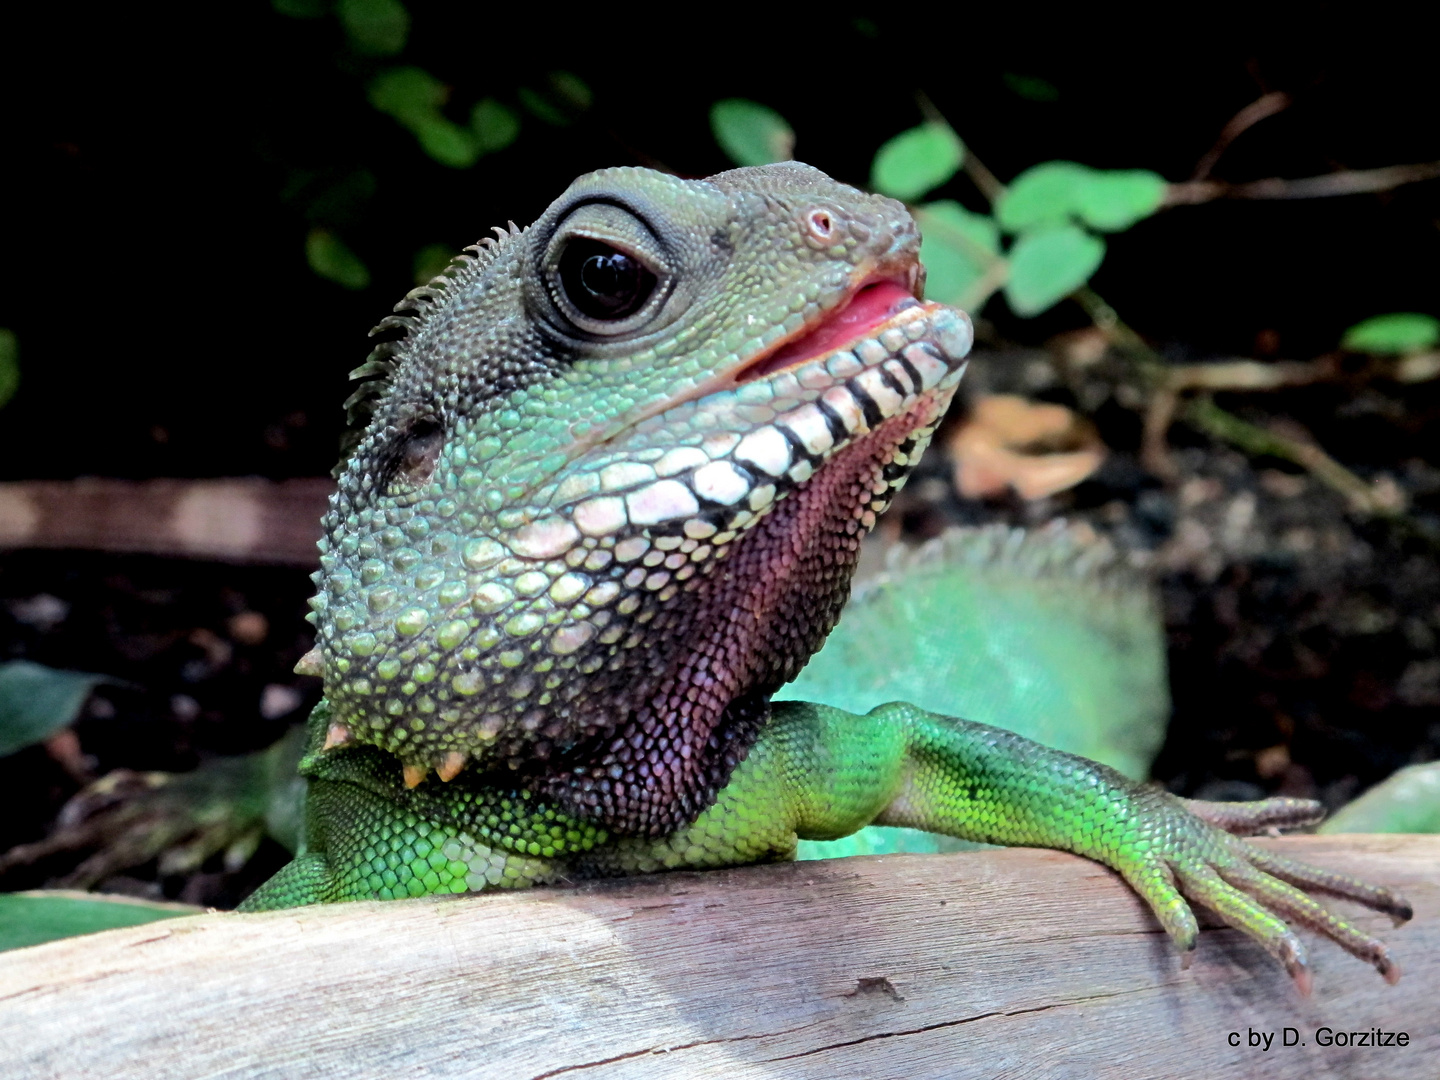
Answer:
[2, 6, 1438, 480]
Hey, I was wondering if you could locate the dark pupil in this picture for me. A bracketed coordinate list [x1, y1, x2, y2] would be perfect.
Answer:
[559, 238, 656, 320]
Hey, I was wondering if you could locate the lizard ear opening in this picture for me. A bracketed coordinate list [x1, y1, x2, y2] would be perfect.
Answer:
[384, 416, 445, 494]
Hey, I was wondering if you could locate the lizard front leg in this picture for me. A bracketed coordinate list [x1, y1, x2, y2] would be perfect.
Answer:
[239, 704, 600, 910]
[585, 700, 1412, 991]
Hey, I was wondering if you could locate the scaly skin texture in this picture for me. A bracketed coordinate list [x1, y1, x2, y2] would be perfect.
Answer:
[245, 163, 1411, 991]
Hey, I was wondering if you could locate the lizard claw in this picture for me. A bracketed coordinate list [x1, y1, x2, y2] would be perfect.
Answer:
[402, 763, 429, 789]
[1117, 792, 1411, 989]
[322, 723, 354, 751]
[437, 752, 467, 782]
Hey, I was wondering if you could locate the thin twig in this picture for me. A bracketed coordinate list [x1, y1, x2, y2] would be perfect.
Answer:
[1141, 389, 1181, 481]
[1163, 357, 1336, 391]
[1191, 90, 1292, 181]
[1070, 289, 1393, 511]
[1181, 397, 1401, 515]
[916, 91, 1006, 204]
[1166, 161, 1440, 205]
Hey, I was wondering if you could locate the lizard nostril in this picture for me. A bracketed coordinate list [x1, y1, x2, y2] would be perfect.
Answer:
[805, 209, 836, 242]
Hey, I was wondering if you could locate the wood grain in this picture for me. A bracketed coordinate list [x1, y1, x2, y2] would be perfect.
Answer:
[2, 835, 1436, 1080]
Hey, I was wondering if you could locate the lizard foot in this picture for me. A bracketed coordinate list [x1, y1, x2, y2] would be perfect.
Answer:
[1117, 794, 1411, 993]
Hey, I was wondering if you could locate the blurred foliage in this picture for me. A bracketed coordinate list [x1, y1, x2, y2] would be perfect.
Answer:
[0, 891, 195, 953]
[1320, 763, 1440, 834]
[709, 100, 794, 168]
[0, 661, 114, 758]
[870, 122, 965, 201]
[1342, 312, 1440, 355]
[0, 329, 16, 411]
[337, 0, 410, 55]
[996, 162, 1165, 233]
[1004, 224, 1107, 316]
[412, 242, 456, 285]
[913, 202, 1001, 309]
[1002, 72, 1060, 103]
[266, 0, 583, 290]
[306, 229, 371, 291]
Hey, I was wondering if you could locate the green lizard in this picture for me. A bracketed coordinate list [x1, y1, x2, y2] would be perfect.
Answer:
[241, 163, 1410, 993]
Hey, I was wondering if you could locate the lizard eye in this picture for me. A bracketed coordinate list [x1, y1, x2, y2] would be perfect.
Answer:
[557, 239, 657, 321]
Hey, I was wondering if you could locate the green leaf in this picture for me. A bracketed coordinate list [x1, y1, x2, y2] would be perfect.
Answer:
[0, 660, 113, 758]
[337, 0, 409, 55]
[412, 116, 479, 168]
[306, 229, 370, 290]
[1002, 72, 1060, 102]
[870, 122, 964, 202]
[1320, 762, 1440, 834]
[547, 71, 592, 113]
[999, 162, 1166, 234]
[995, 160, 1092, 233]
[517, 86, 569, 127]
[470, 98, 519, 154]
[0, 892, 199, 953]
[1074, 169, 1167, 232]
[367, 67, 445, 126]
[271, 0, 327, 16]
[1341, 312, 1440, 355]
[0, 328, 18, 410]
[413, 243, 455, 285]
[710, 99, 794, 167]
[1004, 224, 1105, 317]
[915, 201, 1001, 307]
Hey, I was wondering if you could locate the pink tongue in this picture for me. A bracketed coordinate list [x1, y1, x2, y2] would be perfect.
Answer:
[742, 281, 914, 380]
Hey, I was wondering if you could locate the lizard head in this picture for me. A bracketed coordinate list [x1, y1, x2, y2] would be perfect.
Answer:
[311, 162, 972, 831]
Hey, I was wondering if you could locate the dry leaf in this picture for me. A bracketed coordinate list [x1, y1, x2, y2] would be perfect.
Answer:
[949, 394, 1107, 500]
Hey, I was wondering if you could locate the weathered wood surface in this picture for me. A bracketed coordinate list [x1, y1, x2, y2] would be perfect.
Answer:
[0, 478, 331, 564]
[2, 835, 1436, 1080]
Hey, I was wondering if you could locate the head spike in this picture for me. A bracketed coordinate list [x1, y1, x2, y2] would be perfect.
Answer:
[403, 763, 428, 789]
[294, 648, 324, 677]
[322, 723, 354, 751]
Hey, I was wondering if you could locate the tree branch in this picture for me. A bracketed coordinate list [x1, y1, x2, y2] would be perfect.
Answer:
[1166, 161, 1440, 205]
[1190, 90, 1293, 181]
[2, 836, 1436, 1079]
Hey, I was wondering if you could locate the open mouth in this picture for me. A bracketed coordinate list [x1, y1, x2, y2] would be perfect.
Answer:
[736, 277, 923, 385]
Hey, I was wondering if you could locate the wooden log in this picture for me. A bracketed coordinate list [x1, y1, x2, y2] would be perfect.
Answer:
[2, 835, 1436, 1079]
[0, 478, 332, 565]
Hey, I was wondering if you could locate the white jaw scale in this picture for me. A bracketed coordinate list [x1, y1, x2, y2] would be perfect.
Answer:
[501, 302, 975, 569]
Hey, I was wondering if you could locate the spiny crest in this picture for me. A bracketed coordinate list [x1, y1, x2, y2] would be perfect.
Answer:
[339, 222, 524, 439]
[854, 521, 1152, 604]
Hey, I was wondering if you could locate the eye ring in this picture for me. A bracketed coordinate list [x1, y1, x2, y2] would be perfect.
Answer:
[555, 238, 658, 322]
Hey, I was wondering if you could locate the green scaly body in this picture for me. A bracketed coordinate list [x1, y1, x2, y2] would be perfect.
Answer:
[243, 163, 1409, 991]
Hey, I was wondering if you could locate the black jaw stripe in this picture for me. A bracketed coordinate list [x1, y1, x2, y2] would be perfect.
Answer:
[846, 379, 886, 429]
[814, 398, 851, 443]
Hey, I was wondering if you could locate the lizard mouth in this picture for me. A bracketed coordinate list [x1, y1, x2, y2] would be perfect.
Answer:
[733, 276, 924, 385]
[532, 278, 974, 555]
